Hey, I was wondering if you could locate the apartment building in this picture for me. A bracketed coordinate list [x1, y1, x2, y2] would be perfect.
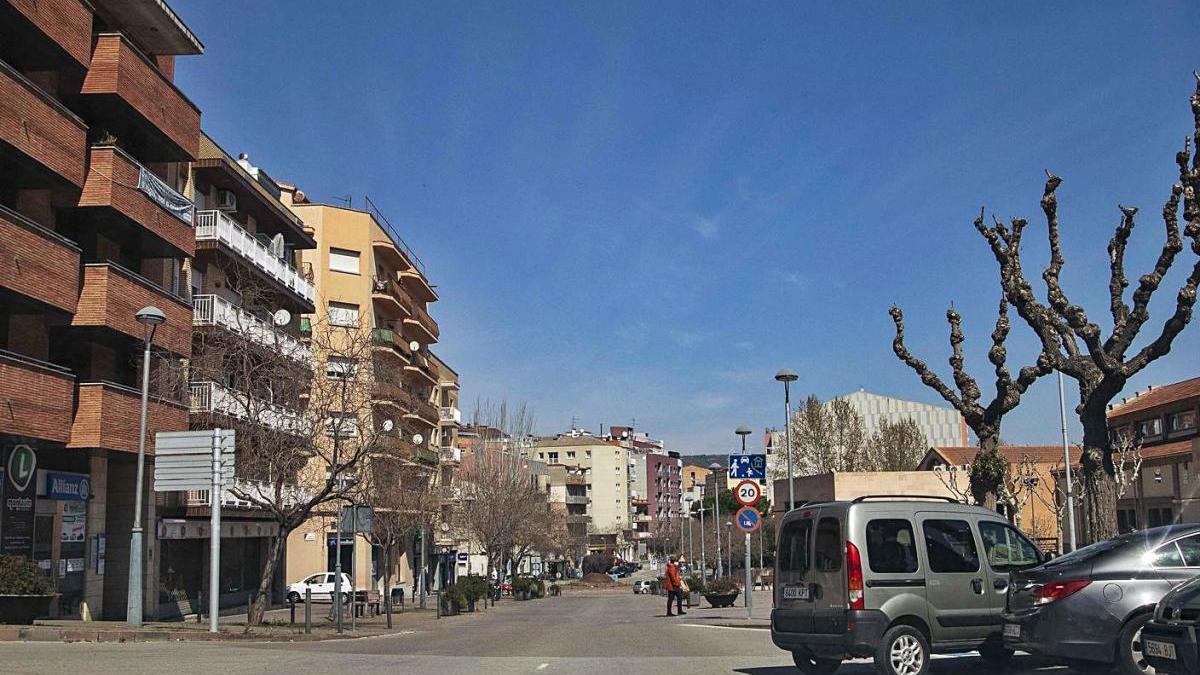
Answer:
[280, 194, 443, 593]
[429, 352, 461, 461]
[531, 434, 631, 556]
[1105, 376, 1200, 530]
[0, 0, 202, 620]
[647, 451, 683, 536]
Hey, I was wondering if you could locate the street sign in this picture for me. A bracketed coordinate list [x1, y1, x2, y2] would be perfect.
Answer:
[734, 480, 761, 507]
[154, 430, 234, 491]
[338, 505, 374, 533]
[735, 506, 761, 533]
[728, 453, 766, 480]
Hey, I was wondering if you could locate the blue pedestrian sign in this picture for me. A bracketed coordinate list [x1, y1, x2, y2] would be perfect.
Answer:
[728, 453, 766, 480]
[735, 506, 761, 533]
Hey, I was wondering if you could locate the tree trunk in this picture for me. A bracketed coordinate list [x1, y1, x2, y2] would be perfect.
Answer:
[969, 433, 1002, 510]
[248, 529, 288, 624]
[1080, 447, 1117, 544]
[383, 543, 393, 628]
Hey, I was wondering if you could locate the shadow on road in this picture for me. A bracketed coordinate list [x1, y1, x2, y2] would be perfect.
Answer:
[735, 654, 1071, 674]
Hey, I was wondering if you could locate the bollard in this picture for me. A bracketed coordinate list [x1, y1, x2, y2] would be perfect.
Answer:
[196, 590, 203, 624]
[289, 594, 296, 626]
[248, 594, 253, 624]
[304, 588, 311, 634]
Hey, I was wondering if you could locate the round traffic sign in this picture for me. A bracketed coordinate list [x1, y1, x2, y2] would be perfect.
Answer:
[735, 506, 761, 533]
[734, 479, 761, 507]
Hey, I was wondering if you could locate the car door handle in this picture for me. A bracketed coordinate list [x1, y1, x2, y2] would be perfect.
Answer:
[971, 578, 984, 594]
[993, 579, 1008, 591]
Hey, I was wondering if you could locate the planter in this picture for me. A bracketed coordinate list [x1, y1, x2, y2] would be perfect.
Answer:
[688, 591, 701, 607]
[0, 594, 56, 624]
[704, 592, 739, 609]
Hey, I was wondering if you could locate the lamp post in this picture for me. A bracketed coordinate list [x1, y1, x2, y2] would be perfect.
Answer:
[726, 521, 734, 577]
[709, 462, 723, 577]
[127, 306, 165, 627]
[775, 369, 798, 513]
[1058, 371, 1077, 552]
[698, 484, 707, 578]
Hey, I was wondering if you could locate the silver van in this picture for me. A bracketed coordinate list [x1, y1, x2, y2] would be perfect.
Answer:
[771, 495, 1046, 675]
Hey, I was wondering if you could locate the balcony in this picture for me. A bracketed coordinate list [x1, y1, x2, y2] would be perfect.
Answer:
[78, 145, 195, 255]
[566, 514, 591, 525]
[80, 33, 200, 162]
[0, 59, 87, 189]
[564, 474, 586, 486]
[415, 447, 439, 466]
[69, 381, 187, 454]
[400, 269, 438, 303]
[192, 294, 311, 364]
[404, 396, 440, 429]
[372, 379, 406, 408]
[370, 327, 412, 367]
[195, 209, 315, 308]
[564, 495, 588, 506]
[439, 446, 462, 463]
[0, 349, 74, 443]
[189, 381, 304, 434]
[72, 262, 192, 356]
[0, 205, 80, 313]
[1, 0, 93, 69]
[185, 478, 306, 509]
[438, 406, 461, 425]
[402, 300, 439, 344]
[371, 275, 411, 318]
[404, 353, 438, 386]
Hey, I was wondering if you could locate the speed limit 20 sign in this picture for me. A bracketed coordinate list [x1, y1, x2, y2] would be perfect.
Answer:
[734, 479, 761, 507]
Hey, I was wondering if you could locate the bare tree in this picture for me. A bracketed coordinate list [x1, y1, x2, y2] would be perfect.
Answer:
[973, 79, 1200, 541]
[865, 418, 929, 471]
[778, 394, 868, 475]
[932, 465, 976, 504]
[890, 301, 1051, 507]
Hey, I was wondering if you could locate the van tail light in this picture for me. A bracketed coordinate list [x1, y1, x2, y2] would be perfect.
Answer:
[1033, 579, 1090, 605]
[846, 541, 865, 610]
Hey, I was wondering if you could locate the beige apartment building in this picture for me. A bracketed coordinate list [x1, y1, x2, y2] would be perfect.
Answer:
[531, 435, 632, 555]
[278, 192, 445, 592]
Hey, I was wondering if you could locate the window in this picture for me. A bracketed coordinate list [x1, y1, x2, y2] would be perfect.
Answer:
[814, 517, 842, 572]
[566, 451, 575, 459]
[979, 521, 1041, 571]
[866, 519, 918, 573]
[328, 301, 359, 326]
[325, 412, 358, 438]
[1138, 417, 1163, 437]
[1148, 507, 1174, 528]
[1151, 542, 1185, 568]
[779, 519, 813, 573]
[585, 450, 591, 458]
[1168, 410, 1197, 433]
[1117, 509, 1138, 533]
[1176, 535, 1200, 566]
[329, 247, 361, 274]
[922, 519, 979, 573]
[326, 356, 357, 380]
[547, 452, 559, 463]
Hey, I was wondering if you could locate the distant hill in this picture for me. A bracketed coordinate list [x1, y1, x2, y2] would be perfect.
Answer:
[679, 453, 729, 469]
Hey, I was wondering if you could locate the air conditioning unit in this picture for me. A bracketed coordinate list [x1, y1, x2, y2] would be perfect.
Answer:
[216, 189, 237, 212]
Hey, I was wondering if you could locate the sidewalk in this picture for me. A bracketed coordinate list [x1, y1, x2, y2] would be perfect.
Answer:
[680, 588, 772, 629]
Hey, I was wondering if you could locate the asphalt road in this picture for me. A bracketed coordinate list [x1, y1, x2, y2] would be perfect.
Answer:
[0, 593, 1075, 675]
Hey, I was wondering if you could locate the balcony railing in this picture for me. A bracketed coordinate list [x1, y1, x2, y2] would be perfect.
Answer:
[439, 446, 462, 462]
[195, 209, 315, 304]
[189, 381, 304, 434]
[185, 478, 308, 508]
[193, 294, 311, 363]
[438, 406, 461, 424]
[564, 495, 588, 506]
[0, 349, 75, 443]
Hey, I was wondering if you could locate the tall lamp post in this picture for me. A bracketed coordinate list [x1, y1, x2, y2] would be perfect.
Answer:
[775, 369, 798, 513]
[709, 462, 723, 577]
[127, 306, 165, 627]
[698, 484, 707, 577]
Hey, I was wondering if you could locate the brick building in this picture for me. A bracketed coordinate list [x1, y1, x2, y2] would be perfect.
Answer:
[0, 0, 203, 619]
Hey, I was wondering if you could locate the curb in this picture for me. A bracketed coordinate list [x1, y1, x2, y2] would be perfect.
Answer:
[0, 626, 394, 643]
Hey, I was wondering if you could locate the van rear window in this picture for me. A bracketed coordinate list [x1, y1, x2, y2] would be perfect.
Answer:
[814, 517, 842, 572]
[779, 519, 812, 573]
[866, 519, 918, 573]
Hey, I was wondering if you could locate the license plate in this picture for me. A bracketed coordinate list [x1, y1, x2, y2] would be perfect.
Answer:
[783, 585, 809, 600]
[1144, 639, 1177, 661]
[1003, 623, 1021, 639]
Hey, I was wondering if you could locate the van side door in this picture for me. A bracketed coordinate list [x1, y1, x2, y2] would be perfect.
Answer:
[862, 516, 925, 621]
[775, 514, 815, 634]
[917, 512, 992, 644]
[978, 520, 1042, 627]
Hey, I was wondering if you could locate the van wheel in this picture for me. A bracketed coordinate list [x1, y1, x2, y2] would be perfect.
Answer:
[791, 650, 840, 675]
[875, 625, 930, 675]
[1117, 612, 1154, 675]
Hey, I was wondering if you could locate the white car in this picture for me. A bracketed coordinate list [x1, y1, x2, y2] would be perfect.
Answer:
[633, 580, 652, 594]
[287, 572, 353, 603]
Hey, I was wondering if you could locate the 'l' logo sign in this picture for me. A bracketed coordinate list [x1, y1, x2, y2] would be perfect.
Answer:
[7, 444, 36, 492]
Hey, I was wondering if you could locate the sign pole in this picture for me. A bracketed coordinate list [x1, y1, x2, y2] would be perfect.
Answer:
[745, 531, 752, 619]
[351, 506, 357, 632]
[209, 427, 221, 633]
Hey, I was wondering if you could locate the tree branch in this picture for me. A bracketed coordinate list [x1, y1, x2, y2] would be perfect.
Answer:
[889, 306, 965, 411]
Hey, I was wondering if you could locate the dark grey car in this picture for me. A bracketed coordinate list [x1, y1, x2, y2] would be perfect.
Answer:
[1003, 524, 1200, 674]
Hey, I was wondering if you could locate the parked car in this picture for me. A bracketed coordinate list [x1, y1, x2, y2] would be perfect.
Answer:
[1004, 524, 1200, 675]
[286, 572, 354, 604]
[633, 580, 652, 594]
[1141, 572, 1200, 674]
[771, 495, 1044, 675]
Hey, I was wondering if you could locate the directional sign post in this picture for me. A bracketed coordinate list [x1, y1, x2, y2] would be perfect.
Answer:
[734, 506, 761, 621]
[154, 429, 234, 633]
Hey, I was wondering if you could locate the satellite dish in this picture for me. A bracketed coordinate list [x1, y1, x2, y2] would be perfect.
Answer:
[440, 522, 450, 532]
[412, 433, 424, 446]
[273, 309, 292, 327]
[382, 419, 394, 432]
[409, 340, 420, 353]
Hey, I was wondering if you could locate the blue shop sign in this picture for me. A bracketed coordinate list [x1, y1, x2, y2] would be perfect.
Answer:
[45, 472, 91, 501]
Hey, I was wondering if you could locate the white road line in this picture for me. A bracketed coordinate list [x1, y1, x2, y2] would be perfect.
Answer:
[536, 663, 549, 670]
[679, 623, 765, 631]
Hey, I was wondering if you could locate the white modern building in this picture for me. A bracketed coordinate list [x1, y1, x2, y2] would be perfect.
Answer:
[838, 389, 967, 447]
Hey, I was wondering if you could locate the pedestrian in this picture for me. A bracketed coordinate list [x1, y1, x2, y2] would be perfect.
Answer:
[663, 555, 685, 617]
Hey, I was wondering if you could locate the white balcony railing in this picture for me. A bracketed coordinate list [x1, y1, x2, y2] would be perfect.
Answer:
[189, 380, 305, 434]
[438, 406, 461, 424]
[195, 210, 315, 304]
[439, 446, 462, 462]
[186, 478, 308, 508]
[193, 294, 312, 363]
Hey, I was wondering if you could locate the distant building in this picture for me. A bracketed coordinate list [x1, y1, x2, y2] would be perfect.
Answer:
[532, 434, 632, 556]
[772, 471, 958, 512]
[647, 451, 683, 535]
[839, 390, 968, 448]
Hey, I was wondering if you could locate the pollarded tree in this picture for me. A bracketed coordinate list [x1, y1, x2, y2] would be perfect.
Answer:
[890, 301, 1051, 507]
[866, 418, 929, 472]
[973, 79, 1200, 542]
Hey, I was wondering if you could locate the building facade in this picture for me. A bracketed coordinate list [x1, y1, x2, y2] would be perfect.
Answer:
[0, 0, 203, 620]
[838, 390, 968, 448]
[531, 434, 632, 555]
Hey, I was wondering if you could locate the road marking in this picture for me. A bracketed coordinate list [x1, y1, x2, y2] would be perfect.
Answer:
[536, 663, 549, 670]
[679, 623, 765, 631]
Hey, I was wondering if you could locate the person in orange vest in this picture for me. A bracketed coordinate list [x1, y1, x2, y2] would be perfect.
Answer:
[663, 555, 685, 616]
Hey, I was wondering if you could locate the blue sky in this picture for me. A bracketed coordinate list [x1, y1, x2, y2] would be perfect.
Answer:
[173, 1, 1200, 454]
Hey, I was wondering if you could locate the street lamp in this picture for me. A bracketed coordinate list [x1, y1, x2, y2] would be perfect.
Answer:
[775, 368, 799, 513]
[698, 483, 707, 578]
[709, 462, 723, 577]
[127, 306, 164, 627]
